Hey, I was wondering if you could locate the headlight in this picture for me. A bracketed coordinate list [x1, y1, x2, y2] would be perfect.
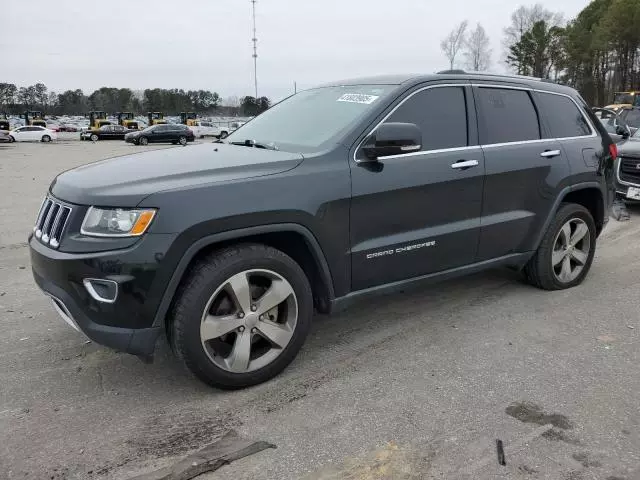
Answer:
[81, 207, 156, 237]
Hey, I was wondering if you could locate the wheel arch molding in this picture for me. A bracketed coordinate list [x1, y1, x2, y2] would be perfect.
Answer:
[152, 223, 336, 329]
[533, 182, 605, 251]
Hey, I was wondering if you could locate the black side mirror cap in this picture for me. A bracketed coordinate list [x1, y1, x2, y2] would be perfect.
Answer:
[362, 122, 422, 161]
[616, 124, 630, 138]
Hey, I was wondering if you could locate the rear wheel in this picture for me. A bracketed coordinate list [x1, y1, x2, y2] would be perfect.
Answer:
[139, 136, 148, 146]
[178, 136, 187, 146]
[90, 134, 98, 142]
[42, 135, 51, 143]
[170, 244, 313, 389]
[525, 203, 596, 290]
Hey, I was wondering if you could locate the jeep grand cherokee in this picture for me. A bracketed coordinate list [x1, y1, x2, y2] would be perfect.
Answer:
[30, 72, 615, 389]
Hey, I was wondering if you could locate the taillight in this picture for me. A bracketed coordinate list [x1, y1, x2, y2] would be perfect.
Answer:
[609, 143, 617, 160]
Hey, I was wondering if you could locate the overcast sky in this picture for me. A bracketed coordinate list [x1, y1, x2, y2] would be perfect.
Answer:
[5, 0, 590, 102]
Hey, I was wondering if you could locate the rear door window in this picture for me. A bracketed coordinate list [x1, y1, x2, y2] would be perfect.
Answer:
[476, 87, 540, 144]
[536, 92, 592, 138]
[385, 86, 468, 151]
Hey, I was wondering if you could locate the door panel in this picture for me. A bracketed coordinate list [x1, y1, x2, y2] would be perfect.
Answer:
[473, 85, 572, 260]
[477, 140, 568, 260]
[351, 148, 485, 290]
[349, 84, 484, 291]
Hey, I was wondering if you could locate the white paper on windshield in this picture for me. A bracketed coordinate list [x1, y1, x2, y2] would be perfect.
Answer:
[337, 93, 380, 104]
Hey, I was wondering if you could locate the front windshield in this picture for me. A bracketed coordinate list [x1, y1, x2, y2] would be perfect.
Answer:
[226, 85, 396, 152]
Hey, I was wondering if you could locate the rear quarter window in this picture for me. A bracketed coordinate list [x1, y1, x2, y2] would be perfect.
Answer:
[536, 92, 592, 138]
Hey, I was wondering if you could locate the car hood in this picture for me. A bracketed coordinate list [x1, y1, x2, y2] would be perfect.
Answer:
[50, 143, 304, 206]
[618, 138, 640, 158]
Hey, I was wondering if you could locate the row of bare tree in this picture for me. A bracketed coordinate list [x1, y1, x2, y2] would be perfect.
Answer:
[441, 1, 640, 106]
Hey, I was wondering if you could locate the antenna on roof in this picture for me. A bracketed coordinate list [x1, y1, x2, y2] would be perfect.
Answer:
[251, 0, 258, 99]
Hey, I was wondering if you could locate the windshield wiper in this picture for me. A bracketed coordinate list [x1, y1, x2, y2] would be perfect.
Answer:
[226, 139, 279, 151]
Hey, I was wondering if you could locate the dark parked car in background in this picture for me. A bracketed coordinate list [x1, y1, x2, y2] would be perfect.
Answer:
[81, 124, 134, 141]
[614, 127, 640, 201]
[125, 123, 195, 146]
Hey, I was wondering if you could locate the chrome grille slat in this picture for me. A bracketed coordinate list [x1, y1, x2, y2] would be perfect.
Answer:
[35, 200, 53, 238]
[33, 196, 72, 249]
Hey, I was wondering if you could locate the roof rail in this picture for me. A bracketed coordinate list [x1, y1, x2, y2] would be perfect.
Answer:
[436, 69, 557, 84]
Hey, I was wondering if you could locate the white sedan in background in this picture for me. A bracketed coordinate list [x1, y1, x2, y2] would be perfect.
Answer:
[9, 126, 57, 143]
[188, 120, 221, 138]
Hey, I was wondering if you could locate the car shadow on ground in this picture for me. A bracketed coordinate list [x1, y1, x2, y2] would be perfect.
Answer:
[84, 266, 525, 398]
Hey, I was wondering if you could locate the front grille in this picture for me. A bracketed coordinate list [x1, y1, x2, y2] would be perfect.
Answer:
[621, 157, 640, 175]
[34, 196, 72, 249]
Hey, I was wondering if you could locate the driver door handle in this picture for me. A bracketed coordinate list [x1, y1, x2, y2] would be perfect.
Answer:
[451, 159, 479, 169]
[540, 149, 561, 158]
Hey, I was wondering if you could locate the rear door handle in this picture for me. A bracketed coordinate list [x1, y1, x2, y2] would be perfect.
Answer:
[540, 149, 561, 158]
[451, 160, 479, 169]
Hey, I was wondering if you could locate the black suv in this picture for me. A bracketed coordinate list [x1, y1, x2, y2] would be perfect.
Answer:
[125, 123, 195, 146]
[30, 72, 615, 389]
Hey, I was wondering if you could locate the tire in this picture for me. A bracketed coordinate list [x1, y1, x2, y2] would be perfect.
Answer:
[171, 141, 177, 145]
[178, 136, 187, 146]
[90, 134, 98, 142]
[42, 135, 51, 143]
[525, 203, 596, 290]
[9, 135, 15, 143]
[170, 244, 313, 389]
[139, 136, 148, 146]
[220, 131, 228, 139]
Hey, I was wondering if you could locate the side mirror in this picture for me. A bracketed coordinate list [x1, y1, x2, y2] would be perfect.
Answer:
[361, 122, 422, 161]
[615, 123, 631, 138]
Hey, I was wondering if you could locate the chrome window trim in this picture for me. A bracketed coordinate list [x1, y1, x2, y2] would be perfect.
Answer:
[353, 82, 598, 163]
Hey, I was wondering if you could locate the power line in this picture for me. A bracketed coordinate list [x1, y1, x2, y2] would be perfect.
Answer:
[251, 0, 258, 99]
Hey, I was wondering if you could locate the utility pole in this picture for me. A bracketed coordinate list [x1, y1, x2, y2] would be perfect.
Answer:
[251, 0, 258, 99]
[294, 81, 297, 94]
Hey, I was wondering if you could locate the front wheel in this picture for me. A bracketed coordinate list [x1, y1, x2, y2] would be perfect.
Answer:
[178, 136, 187, 146]
[525, 203, 596, 290]
[139, 136, 148, 146]
[219, 131, 228, 139]
[9, 135, 15, 143]
[170, 244, 313, 389]
[90, 134, 98, 142]
[41, 135, 51, 143]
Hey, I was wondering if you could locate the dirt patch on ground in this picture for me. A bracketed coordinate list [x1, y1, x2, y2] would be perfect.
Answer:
[302, 441, 435, 480]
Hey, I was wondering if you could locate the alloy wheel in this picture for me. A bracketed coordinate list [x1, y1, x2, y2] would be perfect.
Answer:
[552, 218, 591, 283]
[200, 269, 298, 373]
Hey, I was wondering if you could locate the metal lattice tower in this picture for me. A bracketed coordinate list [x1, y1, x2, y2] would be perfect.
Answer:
[251, 0, 258, 99]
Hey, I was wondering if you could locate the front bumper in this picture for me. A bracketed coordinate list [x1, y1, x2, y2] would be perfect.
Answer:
[29, 233, 178, 356]
[615, 157, 640, 201]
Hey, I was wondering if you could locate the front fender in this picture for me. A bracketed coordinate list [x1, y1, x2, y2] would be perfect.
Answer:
[150, 223, 335, 328]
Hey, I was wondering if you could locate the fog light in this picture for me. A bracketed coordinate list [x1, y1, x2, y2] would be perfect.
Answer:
[83, 278, 118, 303]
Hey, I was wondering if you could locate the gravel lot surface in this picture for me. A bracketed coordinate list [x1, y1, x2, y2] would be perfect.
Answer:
[0, 138, 639, 480]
